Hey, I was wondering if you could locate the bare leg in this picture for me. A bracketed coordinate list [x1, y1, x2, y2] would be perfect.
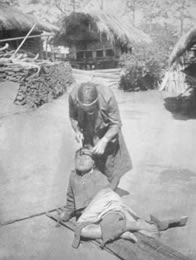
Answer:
[120, 231, 137, 243]
[126, 219, 159, 238]
[80, 224, 102, 239]
[80, 224, 138, 243]
[80, 220, 158, 242]
[125, 220, 140, 232]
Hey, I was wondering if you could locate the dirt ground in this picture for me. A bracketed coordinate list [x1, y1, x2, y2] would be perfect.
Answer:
[0, 81, 196, 260]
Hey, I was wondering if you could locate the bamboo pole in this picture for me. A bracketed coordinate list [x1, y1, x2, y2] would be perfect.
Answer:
[11, 24, 37, 59]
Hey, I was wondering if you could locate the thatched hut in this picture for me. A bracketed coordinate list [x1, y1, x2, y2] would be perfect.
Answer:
[169, 27, 196, 67]
[160, 27, 196, 116]
[0, 3, 58, 54]
[160, 27, 196, 94]
[54, 10, 151, 69]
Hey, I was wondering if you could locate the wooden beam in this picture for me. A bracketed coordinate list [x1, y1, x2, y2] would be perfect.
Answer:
[0, 33, 53, 43]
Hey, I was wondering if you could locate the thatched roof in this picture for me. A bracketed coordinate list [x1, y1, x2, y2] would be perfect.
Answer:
[55, 10, 151, 47]
[169, 27, 196, 66]
[0, 3, 59, 33]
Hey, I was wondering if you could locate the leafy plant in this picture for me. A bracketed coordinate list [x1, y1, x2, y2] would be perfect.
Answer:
[119, 49, 159, 91]
[119, 23, 178, 91]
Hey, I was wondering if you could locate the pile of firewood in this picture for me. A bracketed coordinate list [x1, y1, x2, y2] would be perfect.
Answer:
[0, 43, 41, 82]
[0, 44, 74, 107]
[14, 62, 73, 107]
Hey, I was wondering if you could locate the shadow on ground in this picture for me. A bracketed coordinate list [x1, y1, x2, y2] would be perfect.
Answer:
[164, 96, 196, 120]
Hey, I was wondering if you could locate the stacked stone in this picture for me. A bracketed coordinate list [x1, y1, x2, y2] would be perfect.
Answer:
[14, 62, 74, 107]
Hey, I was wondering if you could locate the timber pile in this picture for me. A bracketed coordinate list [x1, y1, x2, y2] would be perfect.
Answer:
[0, 43, 40, 82]
[72, 68, 121, 87]
[14, 62, 73, 107]
[0, 44, 73, 107]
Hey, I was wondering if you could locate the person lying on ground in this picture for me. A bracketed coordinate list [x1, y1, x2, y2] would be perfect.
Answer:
[59, 146, 159, 248]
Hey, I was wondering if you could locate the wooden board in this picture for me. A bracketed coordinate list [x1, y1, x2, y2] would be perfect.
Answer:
[47, 210, 192, 260]
[72, 68, 121, 87]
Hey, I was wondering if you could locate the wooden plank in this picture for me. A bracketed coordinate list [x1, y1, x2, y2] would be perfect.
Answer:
[72, 69, 121, 85]
[72, 68, 121, 74]
[72, 69, 93, 75]
[93, 74, 120, 79]
[47, 210, 192, 260]
[92, 69, 121, 73]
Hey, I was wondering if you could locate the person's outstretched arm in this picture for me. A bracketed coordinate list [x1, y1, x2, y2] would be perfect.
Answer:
[59, 173, 75, 222]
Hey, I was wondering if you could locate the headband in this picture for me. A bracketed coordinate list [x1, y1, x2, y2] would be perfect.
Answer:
[77, 96, 98, 107]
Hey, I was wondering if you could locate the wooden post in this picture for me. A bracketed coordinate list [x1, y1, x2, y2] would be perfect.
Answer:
[92, 50, 96, 59]
[45, 36, 49, 60]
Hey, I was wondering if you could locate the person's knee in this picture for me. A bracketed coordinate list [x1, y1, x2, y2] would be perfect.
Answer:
[81, 224, 95, 233]
[80, 224, 102, 239]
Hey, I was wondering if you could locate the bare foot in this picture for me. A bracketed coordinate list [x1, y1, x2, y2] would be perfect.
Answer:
[150, 215, 188, 231]
[121, 231, 137, 243]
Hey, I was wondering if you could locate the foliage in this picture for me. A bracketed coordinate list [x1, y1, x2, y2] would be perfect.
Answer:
[0, 0, 19, 6]
[132, 0, 195, 35]
[125, 0, 195, 37]
[119, 47, 160, 91]
[119, 23, 178, 91]
[119, 0, 195, 91]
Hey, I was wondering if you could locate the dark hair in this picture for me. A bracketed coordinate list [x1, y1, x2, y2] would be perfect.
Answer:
[77, 82, 98, 105]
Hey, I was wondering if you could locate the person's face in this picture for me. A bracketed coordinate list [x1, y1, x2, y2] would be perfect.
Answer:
[75, 153, 94, 174]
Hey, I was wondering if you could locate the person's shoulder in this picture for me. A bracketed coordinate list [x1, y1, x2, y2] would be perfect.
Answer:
[93, 168, 107, 179]
[96, 84, 114, 104]
[93, 168, 101, 173]
[93, 168, 110, 186]
[96, 84, 113, 95]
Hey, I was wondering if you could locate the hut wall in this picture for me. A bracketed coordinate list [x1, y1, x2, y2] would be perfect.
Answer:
[0, 30, 3, 40]
[69, 38, 119, 70]
[114, 46, 122, 57]
[0, 29, 43, 55]
[86, 40, 113, 51]
[22, 37, 42, 55]
[66, 30, 121, 69]
[69, 45, 77, 59]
